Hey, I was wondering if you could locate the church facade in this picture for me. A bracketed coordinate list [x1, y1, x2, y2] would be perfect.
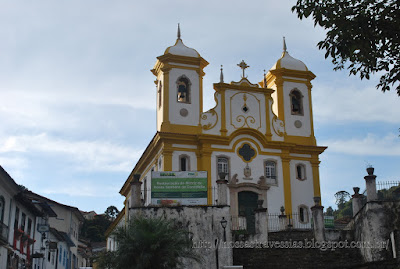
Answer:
[118, 28, 326, 231]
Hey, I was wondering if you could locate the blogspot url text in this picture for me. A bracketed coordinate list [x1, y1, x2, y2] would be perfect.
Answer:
[192, 238, 390, 251]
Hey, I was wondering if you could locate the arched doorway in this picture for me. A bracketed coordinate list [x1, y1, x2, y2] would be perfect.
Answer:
[238, 191, 258, 234]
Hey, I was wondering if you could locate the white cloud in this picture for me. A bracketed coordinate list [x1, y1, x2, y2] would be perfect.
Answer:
[42, 183, 120, 198]
[321, 133, 400, 156]
[0, 133, 143, 172]
[0, 156, 27, 178]
[313, 79, 400, 124]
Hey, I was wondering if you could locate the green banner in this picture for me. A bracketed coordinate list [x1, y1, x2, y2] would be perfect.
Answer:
[151, 171, 208, 205]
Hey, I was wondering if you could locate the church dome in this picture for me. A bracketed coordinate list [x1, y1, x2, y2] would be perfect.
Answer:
[164, 25, 200, 58]
[270, 38, 308, 71]
[164, 39, 200, 58]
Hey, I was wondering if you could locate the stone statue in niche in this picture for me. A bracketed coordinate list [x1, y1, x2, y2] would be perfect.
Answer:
[243, 164, 252, 180]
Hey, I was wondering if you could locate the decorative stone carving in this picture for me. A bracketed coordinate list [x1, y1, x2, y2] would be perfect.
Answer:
[243, 164, 252, 180]
[258, 176, 267, 187]
[229, 174, 238, 184]
[272, 116, 285, 137]
[230, 92, 261, 130]
[201, 92, 219, 130]
[180, 108, 189, 117]
[294, 120, 302, 128]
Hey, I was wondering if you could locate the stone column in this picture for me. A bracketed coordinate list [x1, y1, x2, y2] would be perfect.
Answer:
[130, 174, 142, 207]
[365, 167, 377, 202]
[352, 187, 364, 217]
[311, 197, 325, 242]
[254, 207, 268, 242]
[278, 206, 288, 230]
[217, 172, 228, 206]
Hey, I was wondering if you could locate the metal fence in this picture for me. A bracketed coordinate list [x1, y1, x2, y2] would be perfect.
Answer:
[267, 212, 312, 232]
[376, 181, 400, 201]
[231, 216, 247, 231]
[232, 213, 314, 233]
[362, 181, 400, 202]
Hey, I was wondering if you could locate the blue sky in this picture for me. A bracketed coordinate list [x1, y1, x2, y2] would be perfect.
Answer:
[0, 0, 399, 213]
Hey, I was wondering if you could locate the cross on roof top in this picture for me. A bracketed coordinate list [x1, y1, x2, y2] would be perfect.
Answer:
[237, 60, 249, 78]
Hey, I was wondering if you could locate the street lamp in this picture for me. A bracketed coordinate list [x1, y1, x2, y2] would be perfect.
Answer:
[220, 217, 228, 242]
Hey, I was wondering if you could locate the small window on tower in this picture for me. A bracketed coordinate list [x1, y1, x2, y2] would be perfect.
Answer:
[179, 155, 190, 171]
[158, 81, 162, 108]
[296, 163, 306, 181]
[177, 76, 191, 103]
[290, 89, 304, 115]
[158, 158, 162, 169]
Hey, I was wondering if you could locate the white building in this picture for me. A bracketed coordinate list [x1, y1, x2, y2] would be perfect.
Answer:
[0, 166, 41, 269]
[111, 29, 326, 231]
[24, 191, 85, 269]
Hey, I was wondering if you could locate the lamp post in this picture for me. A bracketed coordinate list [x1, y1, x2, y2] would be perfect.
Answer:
[220, 217, 228, 242]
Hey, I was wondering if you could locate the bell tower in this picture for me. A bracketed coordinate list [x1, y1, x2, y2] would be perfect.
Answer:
[265, 38, 317, 145]
[151, 25, 209, 134]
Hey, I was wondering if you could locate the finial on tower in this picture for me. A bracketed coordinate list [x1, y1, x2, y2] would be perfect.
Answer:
[220, 65, 224, 83]
[177, 23, 181, 40]
[263, 69, 267, 88]
[283, 36, 287, 53]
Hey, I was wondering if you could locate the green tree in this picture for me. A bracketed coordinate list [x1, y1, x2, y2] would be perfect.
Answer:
[96, 251, 117, 269]
[325, 206, 334, 216]
[81, 214, 112, 242]
[333, 191, 353, 219]
[292, 0, 400, 95]
[334, 190, 351, 210]
[98, 216, 201, 269]
[105, 206, 120, 221]
[333, 200, 353, 219]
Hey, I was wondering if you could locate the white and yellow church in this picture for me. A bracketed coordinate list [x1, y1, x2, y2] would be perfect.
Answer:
[116, 27, 326, 233]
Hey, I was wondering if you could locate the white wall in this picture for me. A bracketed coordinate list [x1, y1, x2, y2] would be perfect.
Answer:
[224, 90, 266, 136]
[211, 135, 285, 214]
[168, 68, 200, 127]
[172, 151, 197, 172]
[283, 81, 311, 137]
[290, 160, 314, 218]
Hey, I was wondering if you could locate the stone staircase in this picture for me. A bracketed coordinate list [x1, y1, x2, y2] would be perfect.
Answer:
[233, 230, 365, 269]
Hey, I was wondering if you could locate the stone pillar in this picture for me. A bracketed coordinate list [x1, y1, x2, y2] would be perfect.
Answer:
[278, 206, 288, 230]
[130, 174, 142, 207]
[311, 197, 325, 242]
[352, 187, 364, 217]
[217, 172, 228, 206]
[365, 167, 377, 202]
[254, 208, 268, 242]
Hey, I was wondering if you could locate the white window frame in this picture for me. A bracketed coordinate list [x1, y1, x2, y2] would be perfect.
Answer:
[296, 163, 307, 181]
[216, 156, 230, 179]
[298, 205, 309, 224]
[264, 160, 278, 185]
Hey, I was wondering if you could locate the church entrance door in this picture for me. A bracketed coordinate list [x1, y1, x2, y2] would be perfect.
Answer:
[238, 191, 258, 234]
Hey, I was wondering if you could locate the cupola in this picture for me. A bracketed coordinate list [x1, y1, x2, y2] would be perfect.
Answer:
[270, 37, 308, 71]
[164, 24, 200, 58]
